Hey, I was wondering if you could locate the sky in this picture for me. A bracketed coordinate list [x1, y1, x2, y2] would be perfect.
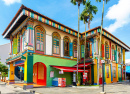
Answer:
[0, 0, 130, 59]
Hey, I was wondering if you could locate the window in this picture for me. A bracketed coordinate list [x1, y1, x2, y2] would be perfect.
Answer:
[17, 33, 20, 53]
[64, 36, 70, 57]
[112, 45, 115, 61]
[105, 41, 109, 59]
[22, 27, 26, 51]
[35, 26, 45, 53]
[85, 41, 90, 58]
[118, 48, 121, 63]
[73, 39, 77, 58]
[106, 65, 109, 78]
[52, 32, 60, 55]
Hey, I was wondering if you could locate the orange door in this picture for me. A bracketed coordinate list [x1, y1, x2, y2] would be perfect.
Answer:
[37, 63, 46, 85]
[33, 64, 37, 83]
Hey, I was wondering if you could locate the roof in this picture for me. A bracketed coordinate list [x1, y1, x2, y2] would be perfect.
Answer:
[2, 5, 80, 37]
[2, 5, 130, 51]
[82, 26, 130, 51]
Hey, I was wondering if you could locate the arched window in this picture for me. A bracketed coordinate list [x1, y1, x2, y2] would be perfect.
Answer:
[52, 32, 60, 55]
[112, 45, 115, 61]
[35, 26, 45, 54]
[73, 39, 77, 58]
[64, 36, 70, 57]
[105, 41, 109, 59]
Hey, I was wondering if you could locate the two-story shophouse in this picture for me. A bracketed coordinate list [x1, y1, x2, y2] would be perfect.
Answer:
[2, 5, 130, 88]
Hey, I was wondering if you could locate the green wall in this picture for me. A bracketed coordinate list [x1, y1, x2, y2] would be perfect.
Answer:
[33, 54, 77, 86]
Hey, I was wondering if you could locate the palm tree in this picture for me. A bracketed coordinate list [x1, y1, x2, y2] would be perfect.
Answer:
[96, 0, 110, 86]
[80, 1, 98, 83]
[71, 0, 86, 85]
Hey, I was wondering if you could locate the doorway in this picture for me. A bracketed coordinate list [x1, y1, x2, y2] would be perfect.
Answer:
[33, 62, 46, 85]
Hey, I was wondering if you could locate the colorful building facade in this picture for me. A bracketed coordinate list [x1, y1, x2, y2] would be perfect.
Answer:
[2, 5, 130, 88]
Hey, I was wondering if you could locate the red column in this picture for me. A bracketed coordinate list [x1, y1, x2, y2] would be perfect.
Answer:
[110, 41, 111, 60]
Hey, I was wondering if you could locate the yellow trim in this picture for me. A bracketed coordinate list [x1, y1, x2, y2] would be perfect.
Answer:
[94, 59, 97, 83]
[24, 55, 27, 82]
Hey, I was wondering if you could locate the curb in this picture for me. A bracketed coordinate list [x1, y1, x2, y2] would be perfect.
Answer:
[72, 86, 100, 89]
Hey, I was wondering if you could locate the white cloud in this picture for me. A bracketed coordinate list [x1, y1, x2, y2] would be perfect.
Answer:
[105, 0, 130, 33]
[2, 0, 21, 5]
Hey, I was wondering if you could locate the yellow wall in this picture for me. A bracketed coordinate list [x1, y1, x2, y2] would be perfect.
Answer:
[123, 49, 125, 64]
[9, 63, 15, 80]
[24, 55, 27, 82]
[116, 63, 118, 81]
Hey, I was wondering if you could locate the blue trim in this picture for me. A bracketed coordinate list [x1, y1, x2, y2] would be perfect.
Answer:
[23, 9, 25, 15]
[27, 50, 34, 53]
[111, 63, 113, 82]
[94, 83, 97, 85]
[64, 56, 70, 59]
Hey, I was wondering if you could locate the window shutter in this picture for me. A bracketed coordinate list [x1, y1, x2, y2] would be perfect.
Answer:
[102, 44, 104, 57]
[69, 43, 73, 56]
[81, 45, 84, 58]
[114, 50, 117, 62]
[105, 45, 109, 59]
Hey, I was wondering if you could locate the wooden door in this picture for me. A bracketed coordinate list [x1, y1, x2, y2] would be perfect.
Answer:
[33, 64, 37, 83]
[37, 63, 46, 85]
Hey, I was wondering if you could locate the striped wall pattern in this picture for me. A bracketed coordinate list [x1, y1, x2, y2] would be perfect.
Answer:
[23, 9, 79, 37]
[98, 29, 129, 51]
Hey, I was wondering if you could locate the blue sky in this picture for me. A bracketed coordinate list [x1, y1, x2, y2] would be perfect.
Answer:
[0, 0, 130, 59]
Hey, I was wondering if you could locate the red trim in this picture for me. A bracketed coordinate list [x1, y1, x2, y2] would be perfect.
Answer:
[110, 41, 111, 60]
[74, 63, 91, 68]
[35, 50, 44, 54]
[51, 65, 89, 72]
[15, 63, 24, 66]
[102, 44, 104, 57]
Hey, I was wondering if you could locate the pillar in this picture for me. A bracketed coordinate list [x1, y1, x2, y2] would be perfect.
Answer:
[26, 18, 34, 52]
[24, 53, 33, 88]
[8, 63, 15, 84]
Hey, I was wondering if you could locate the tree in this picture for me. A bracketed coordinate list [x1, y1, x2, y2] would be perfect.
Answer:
[96, 0, 110, 85]
[0, 62, 8, 78]
[71, 0, 86, 85]
[80, 0, 98, 80]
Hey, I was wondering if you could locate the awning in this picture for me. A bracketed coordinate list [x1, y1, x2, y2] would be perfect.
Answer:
[74, 63, 91, 68]
[50, 65, 88, 72]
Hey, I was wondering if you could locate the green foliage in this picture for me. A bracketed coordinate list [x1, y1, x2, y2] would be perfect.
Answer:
[0, 62, 8, 77]
[80, 0, 98, 23]
[71, 0, 86, 5]
[96, 0, 110, 4]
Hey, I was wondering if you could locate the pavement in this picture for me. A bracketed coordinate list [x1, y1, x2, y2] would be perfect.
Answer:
[0, 81, 130, 94]
[0, 82, 32, 94]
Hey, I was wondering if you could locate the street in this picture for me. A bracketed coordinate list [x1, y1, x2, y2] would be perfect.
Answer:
[0, 81, 130, 94]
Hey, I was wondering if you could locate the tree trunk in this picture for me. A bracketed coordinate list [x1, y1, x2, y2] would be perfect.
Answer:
[88, 19, 90, 30]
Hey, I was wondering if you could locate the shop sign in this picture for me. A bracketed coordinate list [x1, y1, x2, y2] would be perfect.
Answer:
[59, 70, 64, 74]
[50, 71, 54, 77]
[73, 72, 76, 82]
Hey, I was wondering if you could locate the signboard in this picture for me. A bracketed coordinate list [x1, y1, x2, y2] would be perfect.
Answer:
[59, 70, 64, 74]
[50, 71, 54, 78]
[73, 72, 76, 82]
[58, 78, 62, 86]
[83, 73, 88, 84]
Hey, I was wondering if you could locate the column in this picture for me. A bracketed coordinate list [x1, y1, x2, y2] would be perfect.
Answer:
[26, 19, 34, 52]
[8, 63, 15, 84]
[61, 39, 63, 57]
[24, 53, 33, 88]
